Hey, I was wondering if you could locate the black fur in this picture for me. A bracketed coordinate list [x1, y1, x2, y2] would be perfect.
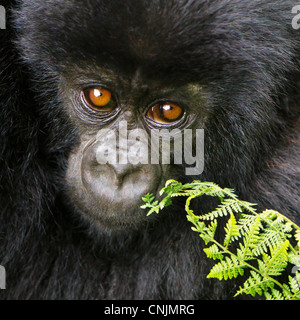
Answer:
[0, 0, 299, 299]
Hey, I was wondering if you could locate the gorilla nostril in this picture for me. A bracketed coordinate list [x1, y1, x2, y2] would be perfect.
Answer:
[109, 163, 139, 181]
[95, 163, 141, 188]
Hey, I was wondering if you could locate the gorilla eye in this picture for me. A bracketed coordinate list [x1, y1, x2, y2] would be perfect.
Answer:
[83, 87, 117, 111]
[146, 103, 184, 124]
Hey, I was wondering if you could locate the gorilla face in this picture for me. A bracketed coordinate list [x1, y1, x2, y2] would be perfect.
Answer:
[14, 0, 298, 231]
[62, 69, 205, 229]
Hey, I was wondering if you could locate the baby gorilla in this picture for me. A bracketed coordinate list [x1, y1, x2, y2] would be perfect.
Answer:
[0, 0, 299, 300]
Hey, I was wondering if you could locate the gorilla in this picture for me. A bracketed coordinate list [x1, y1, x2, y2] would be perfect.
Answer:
[0, 0, 299, 300]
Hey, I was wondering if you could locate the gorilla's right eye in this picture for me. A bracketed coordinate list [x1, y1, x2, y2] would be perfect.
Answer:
[83, 87, 117, 111]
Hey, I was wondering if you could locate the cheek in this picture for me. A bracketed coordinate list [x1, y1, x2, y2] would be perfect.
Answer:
[65, 134, 93, 187]
[65, 147, 86, 208]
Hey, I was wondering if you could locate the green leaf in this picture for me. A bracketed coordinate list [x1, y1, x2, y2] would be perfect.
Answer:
[266, 288, 285, 300]
[288, 254, 300, 266]
[235, 271, 274, 297]
[224, 214, 240, 248]
[203, 244, 224, 260]
[207, 219, 218, 238]
[252, 229, 285, 256]
[141, 193, 155, 204]
[240, 216, 261, 260]
[142, 179, 300, 300]
[289, 276, 300, 296]
[207, 256, 245, 280]
[295, 230, 300, 248]
[199, 199, 243, 221]
[262, 240, 289, 277]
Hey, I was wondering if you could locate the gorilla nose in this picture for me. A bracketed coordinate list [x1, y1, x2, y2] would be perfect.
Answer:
[82, 162, 162, 208]
[80, 141, 162, 207]
[108, 163, 140, 183]
[92, 131, 151, 185]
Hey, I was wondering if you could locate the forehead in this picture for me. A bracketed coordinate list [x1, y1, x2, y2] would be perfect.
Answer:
[17, 0, 270, 84]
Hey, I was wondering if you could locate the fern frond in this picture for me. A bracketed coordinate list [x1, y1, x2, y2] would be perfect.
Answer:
[203, 244, 224, 260]
[237, 213, 256, 236]
[252, 229, 285, 256]
[288, 254, 300, 266]
[202, 186, 233, 199]
[260, 210, 293, 239]
[282, 222, 294, 234]
[261, 240, 289, 277]
[295, 230, 300, 248]
[289, 276, 300, 299]
[142, 179, 300, 300]
[199, 199, 243, 220]
[238, 200, 257, 213]
[199, 219, 218, 245]
[207, 256, 245, 280]
[264, 288, 285, 300]
[223, 214, 240, 248]
[235, 271, 274, 297]
[169, 192, 192, 197]
[238, 216, 261, 260]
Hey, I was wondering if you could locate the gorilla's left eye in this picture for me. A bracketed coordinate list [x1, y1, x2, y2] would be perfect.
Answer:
[146, 103, 184, 124]
[83, 87, 117, 111]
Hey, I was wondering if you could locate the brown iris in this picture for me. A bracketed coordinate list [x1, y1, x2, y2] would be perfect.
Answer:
[83, 88, 117, 111]
[146, 103, 184, 124]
